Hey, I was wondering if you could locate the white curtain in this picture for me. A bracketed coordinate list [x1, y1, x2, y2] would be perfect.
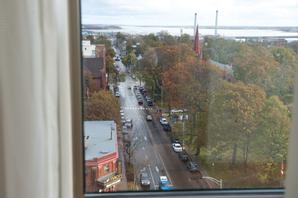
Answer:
[0, 0, 74, 198]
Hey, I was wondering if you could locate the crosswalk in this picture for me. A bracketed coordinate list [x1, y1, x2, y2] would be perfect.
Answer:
[122, 106, 153, 111]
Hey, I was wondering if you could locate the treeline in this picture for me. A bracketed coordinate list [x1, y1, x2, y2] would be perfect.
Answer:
[120, 32, 296, 184]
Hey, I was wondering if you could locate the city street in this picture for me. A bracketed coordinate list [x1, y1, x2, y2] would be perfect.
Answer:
[115, 58, 209, 190]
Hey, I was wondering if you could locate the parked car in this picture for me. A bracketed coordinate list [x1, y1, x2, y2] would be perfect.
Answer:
[186, 161, 199, 172]
[159, 176, 173, 191]
[160, 117, 168, 125]
[121, 117, 126, 125]
[146, 114, 153, 121]
[147, 100, 153, 106]
[178, 151, 189, 162]
[138, 99, 143, 105]
[125, 119, 133, 128]
[136, 94, 142, 100]
[170, 109, 184, 114]
[172, 143, 183, 152]
[140, 172, 151, 187]
[162, 123, 171, 132]
[122, 125, 128, 134]
[115, 91, 120, 97]
[171, 138, 181, 144]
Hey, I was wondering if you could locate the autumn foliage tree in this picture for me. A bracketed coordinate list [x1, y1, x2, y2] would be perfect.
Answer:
[208, 81, 266, 165]
[84, 91, 121, 127]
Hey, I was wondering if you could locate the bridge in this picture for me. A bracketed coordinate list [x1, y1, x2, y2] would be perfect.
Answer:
[225, 35, 298, 40]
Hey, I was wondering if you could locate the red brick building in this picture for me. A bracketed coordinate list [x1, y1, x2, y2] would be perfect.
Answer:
[84, 121, 121, 192]
[83, 44, 108, 95]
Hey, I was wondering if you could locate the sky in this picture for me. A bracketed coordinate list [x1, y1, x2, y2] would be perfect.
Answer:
[81, 0, 298, 26]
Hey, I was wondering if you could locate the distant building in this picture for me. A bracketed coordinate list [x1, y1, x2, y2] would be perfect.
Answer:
[263, 38, 288, 47]
[82, 41, 107, 93]
[84, 121, 121, 192]
[82, 40, 96, 57]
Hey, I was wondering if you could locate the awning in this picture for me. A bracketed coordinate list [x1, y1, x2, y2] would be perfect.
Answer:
[97, 173, 122, 188]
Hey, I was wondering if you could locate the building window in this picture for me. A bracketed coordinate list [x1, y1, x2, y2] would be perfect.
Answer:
[103, 164, 110, 174]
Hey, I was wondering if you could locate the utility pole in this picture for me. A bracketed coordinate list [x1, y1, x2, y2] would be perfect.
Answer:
[161, 86, 163, 109]
[182, 119, 185, 149]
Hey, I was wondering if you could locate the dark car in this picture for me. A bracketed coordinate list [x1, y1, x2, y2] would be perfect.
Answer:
[171, 138, 181, 144]
[138, 99, 143, 105]
[139, 86, 144, 92]
[178, 151, 189, 162]
[140, 172, 151, 187]
[162, 123, 171, 132]
[186, 161, 199, 172]
[147, 99, 153, 106]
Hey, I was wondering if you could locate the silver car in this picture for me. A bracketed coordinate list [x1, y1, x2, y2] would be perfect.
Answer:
[140, 172, 151, 187]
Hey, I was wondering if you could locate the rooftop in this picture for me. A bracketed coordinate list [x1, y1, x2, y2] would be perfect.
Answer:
[83, 57, 104, 77]
[84, 121, 118, 161]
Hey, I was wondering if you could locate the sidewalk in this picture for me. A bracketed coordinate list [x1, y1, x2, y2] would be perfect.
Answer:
[116, 135, 128, 191]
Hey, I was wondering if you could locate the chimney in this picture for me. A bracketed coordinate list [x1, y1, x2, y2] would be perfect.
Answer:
[110, 125, 115, 140]
[215, 10, 219, 36]
[194, 13, 197, 38]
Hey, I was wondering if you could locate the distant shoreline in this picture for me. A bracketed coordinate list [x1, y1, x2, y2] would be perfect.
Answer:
[82, 24, 298, 33]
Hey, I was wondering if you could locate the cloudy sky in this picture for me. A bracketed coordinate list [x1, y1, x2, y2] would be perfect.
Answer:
[81, 0, 298, 26]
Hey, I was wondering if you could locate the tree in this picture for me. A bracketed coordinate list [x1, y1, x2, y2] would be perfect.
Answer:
[162, 60, 192, 108]
[208, 81, 266, 165]
[83, 69, 97, 96]
[116, 32, 126, 47]
[122, 51, 137, 68]
[204, 37, 241, 64]
[255, 96, 290, 162]
[233, 44, 279, 94]
[288, 41, 298, 54]
[270, 47, 298, 102]
[163, 55, 222, 156]
[139, 44, 196, 103]
[179, 33, 192, 46]
[254, 96, 290, 183]
[158, 31, 176, 45]
[84, 91, 121, 127]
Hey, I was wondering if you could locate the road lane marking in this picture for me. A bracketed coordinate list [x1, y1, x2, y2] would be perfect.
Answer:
[144, 136, 147, 141]
[155, 166, 159, 173]
[148, 164, 157, 190]
[142, 147, 145, 150]
[122, 106, 153, 111]
[157, 152, 173, 184]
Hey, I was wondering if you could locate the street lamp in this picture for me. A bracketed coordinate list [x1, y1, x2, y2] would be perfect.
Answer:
[202, 176, 223, 189]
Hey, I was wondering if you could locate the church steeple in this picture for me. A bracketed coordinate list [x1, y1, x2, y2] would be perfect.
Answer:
[194, 25, 201, 57]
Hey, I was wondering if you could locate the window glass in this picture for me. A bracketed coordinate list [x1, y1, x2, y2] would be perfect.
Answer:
[81, 0, 298, 193]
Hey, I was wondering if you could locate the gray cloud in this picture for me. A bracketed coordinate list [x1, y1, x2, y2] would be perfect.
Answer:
[81, 0, 298, 26]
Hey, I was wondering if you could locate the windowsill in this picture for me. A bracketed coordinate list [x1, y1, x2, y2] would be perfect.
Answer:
[85, 189, 284, 198]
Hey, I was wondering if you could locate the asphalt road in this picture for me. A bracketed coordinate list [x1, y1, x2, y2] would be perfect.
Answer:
[115, 52, 209, 191]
